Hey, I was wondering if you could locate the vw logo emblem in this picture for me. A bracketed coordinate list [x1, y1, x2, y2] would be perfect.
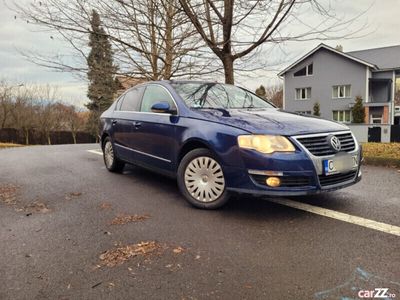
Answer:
[329, 135, 341, 152]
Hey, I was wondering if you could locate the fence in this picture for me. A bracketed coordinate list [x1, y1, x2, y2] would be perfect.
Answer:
[0, 128, 96, 145]
[347, 124, 400, 143]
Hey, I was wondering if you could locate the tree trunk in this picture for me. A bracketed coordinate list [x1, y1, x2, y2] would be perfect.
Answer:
[47, 134, 51, 145]
[222, 56, 234, 84]
[72, 132, 77, 144]
[163, 1, 174, 79]
[149, 0, 159, 80]
[24, 129, 29, 145]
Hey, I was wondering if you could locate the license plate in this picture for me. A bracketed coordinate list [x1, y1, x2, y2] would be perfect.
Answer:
[323, 155, 358, 175]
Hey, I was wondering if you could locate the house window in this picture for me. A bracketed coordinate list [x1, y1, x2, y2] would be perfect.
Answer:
[370, 114, 382, 124]
[295, 111, 312, 115]
[294, 63, 313, 77]
[295, 87, 311, 100]
[333, 110, 351, 123]
[332, 85, 351, 98]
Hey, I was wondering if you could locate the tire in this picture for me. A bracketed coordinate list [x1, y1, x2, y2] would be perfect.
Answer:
[103, 137, 125, 173]
[177, 148, 230, 209]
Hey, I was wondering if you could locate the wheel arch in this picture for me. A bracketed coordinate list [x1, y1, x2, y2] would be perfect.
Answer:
[177, 138, 219, 165]
[101, 132, 110, 150]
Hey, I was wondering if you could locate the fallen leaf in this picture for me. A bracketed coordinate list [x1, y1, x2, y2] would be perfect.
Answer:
[195, 255, 201, 260]
[0, 184, 18, 205]
[24, 201, 51, 214]
[92, 264, 102, 271]
[110, 214, 150, 225]
[99, 202, 112, 210]
[99, 241, 162, 267]
[108, 282, 115, 288]
[173, 246, 185, 254]
[67, 284, 71, 289]
[69, 192, 82, 197]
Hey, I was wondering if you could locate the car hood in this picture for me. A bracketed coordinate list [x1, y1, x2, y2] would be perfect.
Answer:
[189, 108, 349, 136]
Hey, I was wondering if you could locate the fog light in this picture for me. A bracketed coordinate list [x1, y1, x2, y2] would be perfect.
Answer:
[266, 176, 281, 187]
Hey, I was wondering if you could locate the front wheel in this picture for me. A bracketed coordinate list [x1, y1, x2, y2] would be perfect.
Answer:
[177, 148, 230, 209]
[103, 137, 125, 173]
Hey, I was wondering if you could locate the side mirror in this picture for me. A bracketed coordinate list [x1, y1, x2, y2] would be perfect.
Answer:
[151, 101, 177, 114]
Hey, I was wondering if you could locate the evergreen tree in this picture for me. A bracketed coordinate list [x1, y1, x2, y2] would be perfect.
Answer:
[313, 102, 321, 116]
[352, 96, 365, 123]
[255, 85, 266, 99]
[86, 10, 117, 139]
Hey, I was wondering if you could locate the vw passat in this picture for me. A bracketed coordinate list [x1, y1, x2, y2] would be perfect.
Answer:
[100, 81, 362, 209]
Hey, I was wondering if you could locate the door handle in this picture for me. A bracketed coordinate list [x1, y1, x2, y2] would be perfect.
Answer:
[112, 120, 117, 126]
[133, 121, 142, 129]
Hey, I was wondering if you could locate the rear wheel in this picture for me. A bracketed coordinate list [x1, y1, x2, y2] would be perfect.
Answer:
[103, 137, 125, 173]
[177, 148, 230, 209]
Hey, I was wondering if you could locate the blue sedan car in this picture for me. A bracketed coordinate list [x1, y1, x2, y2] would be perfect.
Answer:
[100, 81, 361, 209]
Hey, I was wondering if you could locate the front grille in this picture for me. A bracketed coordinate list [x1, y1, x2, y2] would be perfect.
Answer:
[251, 175, 312, 187]
[318, 170, 357, 187]
[296, 132, 355, 156]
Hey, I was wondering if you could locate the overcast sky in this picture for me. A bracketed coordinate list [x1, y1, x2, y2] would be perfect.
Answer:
[0, 0, 399, 107]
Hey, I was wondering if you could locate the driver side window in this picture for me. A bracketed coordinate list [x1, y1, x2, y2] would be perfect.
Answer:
[141, 85, 176, 112]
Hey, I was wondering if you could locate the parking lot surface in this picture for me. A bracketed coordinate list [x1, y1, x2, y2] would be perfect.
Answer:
[0, 144, 399, 299]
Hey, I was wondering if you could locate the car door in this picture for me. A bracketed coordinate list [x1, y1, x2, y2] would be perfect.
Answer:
[130, 84, 178, 172]
[112, 86, 144, 162]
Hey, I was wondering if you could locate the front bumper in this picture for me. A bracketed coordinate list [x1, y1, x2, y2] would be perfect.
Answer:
[226, 169, 362, 196]
[222, 131, 362, 196]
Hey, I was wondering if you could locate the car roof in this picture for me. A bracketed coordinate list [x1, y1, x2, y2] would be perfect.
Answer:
[168, 80, 223, 84]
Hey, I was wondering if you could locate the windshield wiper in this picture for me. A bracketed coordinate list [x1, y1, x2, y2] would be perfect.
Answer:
[192, 107, 230, 117]
[242, 104, 255, 109]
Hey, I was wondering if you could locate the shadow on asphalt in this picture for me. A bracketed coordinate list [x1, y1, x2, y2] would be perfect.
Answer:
[119, 164, 350, 221]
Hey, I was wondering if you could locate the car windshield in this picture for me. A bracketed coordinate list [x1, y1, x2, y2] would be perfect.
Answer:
[171, 82, 274, 109]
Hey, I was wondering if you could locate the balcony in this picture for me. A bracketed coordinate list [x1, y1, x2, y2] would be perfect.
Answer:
[368, 78, 392, 104]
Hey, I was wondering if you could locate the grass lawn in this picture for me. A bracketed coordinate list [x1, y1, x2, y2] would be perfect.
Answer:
[0, 143, 25, 149]
[362, 143, 400, 168]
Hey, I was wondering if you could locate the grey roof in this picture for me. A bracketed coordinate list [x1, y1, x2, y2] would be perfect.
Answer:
[278, 43, 376, 76]
[346, 45, 400, 70]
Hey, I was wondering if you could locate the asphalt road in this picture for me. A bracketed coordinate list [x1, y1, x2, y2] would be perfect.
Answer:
[0, 144, 399, 300]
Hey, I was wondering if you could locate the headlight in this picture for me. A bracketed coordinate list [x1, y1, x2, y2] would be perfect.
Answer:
[237, 135, 295, 154]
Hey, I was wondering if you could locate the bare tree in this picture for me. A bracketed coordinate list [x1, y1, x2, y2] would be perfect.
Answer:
[63, 105, 86, 144]
[0, 81, 14, 129]
[12, 0, 218, 80]
[255, 84, 283, 107]
[179, 0, 368, 84]
[265, 84, 283, 108]
[34, 85, 61, 144]
[10, 86, 37, 145]
[0, 81, 93, 145]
